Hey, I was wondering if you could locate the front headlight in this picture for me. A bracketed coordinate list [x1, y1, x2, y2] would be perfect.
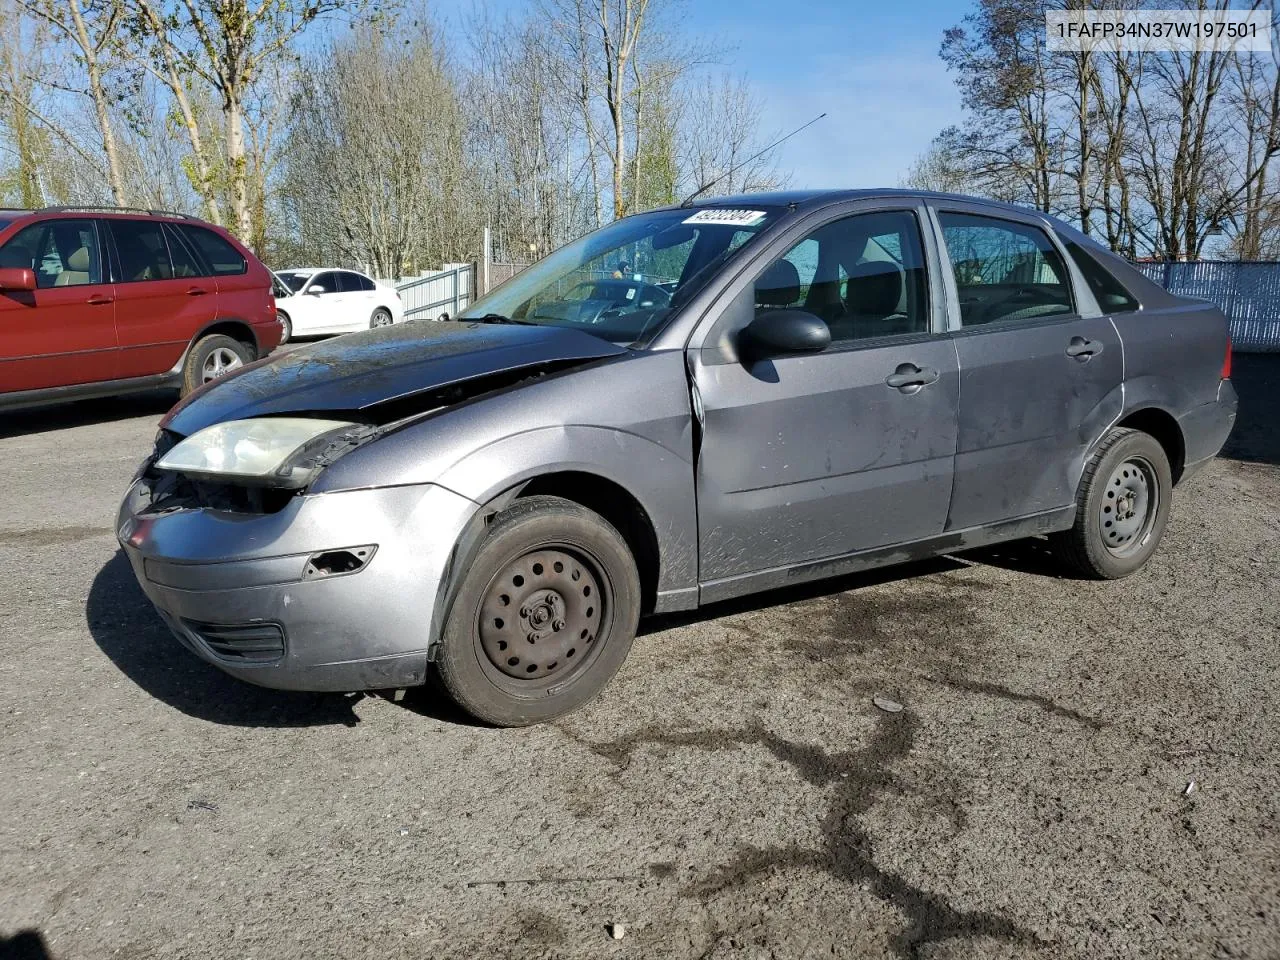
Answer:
[156, 418, 374, 488]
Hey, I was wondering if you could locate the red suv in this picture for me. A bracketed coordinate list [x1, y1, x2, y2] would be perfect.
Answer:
[0, 207, 281, 409]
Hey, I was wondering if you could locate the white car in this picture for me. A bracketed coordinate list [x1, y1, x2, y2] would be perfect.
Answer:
[273, 268, 405, 341]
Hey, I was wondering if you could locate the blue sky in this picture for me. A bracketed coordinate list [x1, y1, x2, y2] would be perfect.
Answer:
[428, 0, 971, 189]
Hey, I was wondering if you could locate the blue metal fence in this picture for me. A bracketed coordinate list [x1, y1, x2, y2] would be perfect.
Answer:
[1134, 261, 1280, 352]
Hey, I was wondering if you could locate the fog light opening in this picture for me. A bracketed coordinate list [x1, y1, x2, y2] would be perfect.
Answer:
[304, 545, 376, 579]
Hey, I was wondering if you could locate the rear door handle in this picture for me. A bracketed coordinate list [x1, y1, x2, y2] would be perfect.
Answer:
[1066, 336, 1103, 360]
[885, 363, 940, 392]
[186, 286, 209, 296]
[86, 294, 113, 305]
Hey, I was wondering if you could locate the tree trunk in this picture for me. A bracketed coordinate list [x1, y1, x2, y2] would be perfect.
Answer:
[64, 0, 125, 204]
[224, 88, 253, 245]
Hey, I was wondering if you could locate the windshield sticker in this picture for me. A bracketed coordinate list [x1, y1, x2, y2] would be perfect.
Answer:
[682, 209, 767, 227]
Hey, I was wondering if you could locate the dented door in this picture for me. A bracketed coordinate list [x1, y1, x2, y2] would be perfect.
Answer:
[692, 339, 959, 585]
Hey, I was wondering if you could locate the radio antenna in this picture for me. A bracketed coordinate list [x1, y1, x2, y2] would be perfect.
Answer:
[679, 112, 827, 207]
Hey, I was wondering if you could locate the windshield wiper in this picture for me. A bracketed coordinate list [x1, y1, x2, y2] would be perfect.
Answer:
[467, 313, 538, 326]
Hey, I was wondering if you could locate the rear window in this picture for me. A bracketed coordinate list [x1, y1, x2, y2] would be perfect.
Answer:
[1064, 241, 1140, 314]
[176, 224, 246, 276]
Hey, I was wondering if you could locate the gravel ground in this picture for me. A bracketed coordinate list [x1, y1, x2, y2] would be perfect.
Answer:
[1, 357, 1278, 960]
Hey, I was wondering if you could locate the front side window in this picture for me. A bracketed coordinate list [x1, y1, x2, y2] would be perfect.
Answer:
[0, 219, 101, 288]
[754, 210, 930, 342]
[938, 212, 1074, 327]
[176, 224, 246, 276]
[460, 206, 780, 345]
[276, 271, 310, 293]
[1064, 240, 1140, 314]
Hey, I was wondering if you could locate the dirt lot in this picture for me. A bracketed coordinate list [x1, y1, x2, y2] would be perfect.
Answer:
[1, 357, 1278, 960]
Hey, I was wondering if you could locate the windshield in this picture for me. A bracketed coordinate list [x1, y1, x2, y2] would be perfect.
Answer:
[276, 271, 310, 293]
[461, 206, 779, 344]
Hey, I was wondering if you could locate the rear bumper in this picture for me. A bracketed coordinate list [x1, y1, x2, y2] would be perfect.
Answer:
[116, 480, 478, 691]
[1178, 379, 1238, 482]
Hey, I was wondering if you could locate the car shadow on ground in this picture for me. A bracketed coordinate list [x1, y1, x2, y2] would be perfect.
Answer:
[0, 390, 177, 440]
[1223, 352, 1280, 466]
[87, 551, 364, 728]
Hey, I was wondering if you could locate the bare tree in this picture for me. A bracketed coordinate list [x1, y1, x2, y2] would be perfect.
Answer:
[129, 0, 370, 246]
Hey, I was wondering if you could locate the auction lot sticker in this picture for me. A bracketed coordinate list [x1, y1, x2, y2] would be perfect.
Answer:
[683, 209, 768, 227]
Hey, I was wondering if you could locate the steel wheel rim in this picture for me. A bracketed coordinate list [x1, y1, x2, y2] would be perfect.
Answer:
[476, 544, 609, 690]
[1100, 456, 1158, 557]
[202, 347, 243, 383]
[372, 311, 392, 327]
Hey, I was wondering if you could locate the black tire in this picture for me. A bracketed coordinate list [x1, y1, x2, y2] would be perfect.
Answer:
[278, 312, 292, 344]
[435, 495, 641, 727]
[370, 307, 393, 329]
[1051, 427, 1172, 579]
[180, 333, 254, 396]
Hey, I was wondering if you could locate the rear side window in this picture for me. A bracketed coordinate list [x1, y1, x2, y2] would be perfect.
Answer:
[337, 271, 366, 293]
[358, 274, 376, 291]
[176, 224, 246, 276]
[109, 219, 175, 282]
[938, 212, 1074, 327]
[1063, 240, 1140, 314]
[0, 219, 101, 288]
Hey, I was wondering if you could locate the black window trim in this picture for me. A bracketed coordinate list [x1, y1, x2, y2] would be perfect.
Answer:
[930, 205, 1081, 333]
[162, 221, 213, 278]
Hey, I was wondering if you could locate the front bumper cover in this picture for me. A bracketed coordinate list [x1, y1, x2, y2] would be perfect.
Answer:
[117, 479, 478, 692]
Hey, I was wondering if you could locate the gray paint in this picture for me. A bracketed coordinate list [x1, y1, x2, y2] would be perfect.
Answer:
[117, 189, 1239, 694]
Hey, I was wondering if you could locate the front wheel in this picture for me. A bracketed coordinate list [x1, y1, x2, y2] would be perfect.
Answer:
[1051, 427, 1172, 579]
[181, 334, 254, 396]
[435, 496, 641, 727]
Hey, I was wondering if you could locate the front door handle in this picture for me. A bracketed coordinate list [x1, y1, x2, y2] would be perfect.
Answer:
[886, 363, 940, 393]
[1066, 336, 1104, 360]
[186, 286, 209, 296]
[86, 294, 113, 305]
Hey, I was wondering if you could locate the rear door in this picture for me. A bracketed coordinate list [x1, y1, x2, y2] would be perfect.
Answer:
[302, 271, 345, 333]
[335, 271, 370, 331]
[108, 217, 218, 379]
[0, 217, 117, 391]
[689, 202, 960, 598]
[931, 206, 1123, 529]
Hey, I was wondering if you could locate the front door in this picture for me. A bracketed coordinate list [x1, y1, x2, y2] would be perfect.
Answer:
[932, 208, 1123, 530]
[0, 217, 117, 392]
[691, 206, 959, 597]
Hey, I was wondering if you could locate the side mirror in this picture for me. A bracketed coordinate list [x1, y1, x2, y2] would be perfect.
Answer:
[306, 284, 326, 295]
[0, 267, 37, 292]
[740, 309, 830, 359]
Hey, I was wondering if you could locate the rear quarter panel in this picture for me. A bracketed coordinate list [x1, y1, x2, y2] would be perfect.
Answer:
[1111, 300, 1228, 411]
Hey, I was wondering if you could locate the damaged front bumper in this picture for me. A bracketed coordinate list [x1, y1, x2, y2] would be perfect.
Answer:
[116, 478, 478, 692]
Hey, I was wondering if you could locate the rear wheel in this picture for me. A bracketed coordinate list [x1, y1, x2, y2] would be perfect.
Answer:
[181, 334, 254, 396]
[435, 496, 641, 727]
[370, 307, 393, 329]
[1051, 427, 1172, 579]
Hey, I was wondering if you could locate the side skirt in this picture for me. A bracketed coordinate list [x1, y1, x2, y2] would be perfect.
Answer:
[697, 506, 1076, 605]
[0, 370, 181, 412]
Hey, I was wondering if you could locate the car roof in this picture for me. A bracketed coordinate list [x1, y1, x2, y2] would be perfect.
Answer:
[279, 267, 369, 276]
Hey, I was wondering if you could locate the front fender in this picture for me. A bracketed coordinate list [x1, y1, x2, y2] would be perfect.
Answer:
[435, 425, 698, 599]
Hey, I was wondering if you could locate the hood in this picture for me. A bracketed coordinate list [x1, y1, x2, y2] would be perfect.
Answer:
[164, 320, 628, 436]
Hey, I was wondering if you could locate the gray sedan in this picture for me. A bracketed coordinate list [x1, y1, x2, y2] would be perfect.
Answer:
[117, 190, 1237, 726]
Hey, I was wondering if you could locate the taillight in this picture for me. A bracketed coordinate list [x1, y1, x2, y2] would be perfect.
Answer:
[1221, 336, 1232, 379]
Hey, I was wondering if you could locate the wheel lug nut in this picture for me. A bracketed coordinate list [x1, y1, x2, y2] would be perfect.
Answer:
[552, 618, 565, 631]
[519, 606, 529, 618]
